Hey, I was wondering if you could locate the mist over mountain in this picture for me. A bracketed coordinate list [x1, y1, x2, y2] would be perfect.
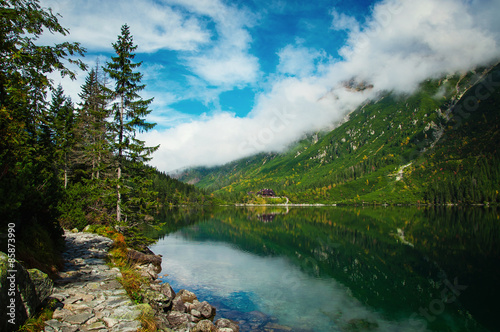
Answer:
[178, 62, 500, 204]
[144, 0, 500, 173]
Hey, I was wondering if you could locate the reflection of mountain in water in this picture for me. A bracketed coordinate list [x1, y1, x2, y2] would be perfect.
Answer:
[148, 206, 500, 332]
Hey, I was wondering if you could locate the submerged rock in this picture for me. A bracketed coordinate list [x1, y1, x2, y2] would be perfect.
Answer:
[345, 318, 379, 331]
[215, 318, 240, 332]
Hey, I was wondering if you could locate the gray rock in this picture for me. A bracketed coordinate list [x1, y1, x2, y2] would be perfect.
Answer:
[193, 301, 216, 320]
[176, 289, 198, 303]
[143, 286, 173, 312]
[85, 321, 107, 330]
[44, 319, 80, 332]
[161, 282, 176, 299]
[126, 249, 162, 273]
[110, 320, 141, 332]
[192, 319, 218, 332]
[27, 268, 54, 303]
[215, 318, 240, 332]
[49, 231, 145, 332]
[52, 307, 73, 320]
[172, 296, 187, 313]
[167, 311, 190, 327]
[103, 317, 119, 327]
[191, 309, 202, 317]
[137, 263, 159, 281]
[0, 252, 41, 331]
[65, 312, 94, 325]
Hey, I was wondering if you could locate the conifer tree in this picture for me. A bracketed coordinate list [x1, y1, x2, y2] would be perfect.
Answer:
[45, 84, 76, 189]
[0, 0, 86, 276]
[0, 0, 86, 224]
[104, 24, 158, 223]
[75, 64, 112, 181]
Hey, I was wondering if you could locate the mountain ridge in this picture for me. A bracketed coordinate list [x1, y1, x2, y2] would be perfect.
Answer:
[178, 63, 500, 205]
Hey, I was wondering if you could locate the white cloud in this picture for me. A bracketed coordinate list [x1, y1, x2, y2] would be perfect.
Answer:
[277, 44, 328, 78]
[330, 8, 360, 32]
[188, 50, 260, 86]
[41, 0, 262, 120]
[333, 0, 500, 92]
[142, 75, 373, 171]
[39, 0, 210, 52]
[180, 0, 261, 87]
[143, 0, 500, 172]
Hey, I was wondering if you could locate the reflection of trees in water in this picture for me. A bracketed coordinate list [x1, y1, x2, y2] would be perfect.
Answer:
[254, 207, 290, 223]
[148, 206, 499, 332]
[256, 213, 276, 223]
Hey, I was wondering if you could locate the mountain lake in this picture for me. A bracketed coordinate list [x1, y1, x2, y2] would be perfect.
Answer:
[145, 206, 499, 332]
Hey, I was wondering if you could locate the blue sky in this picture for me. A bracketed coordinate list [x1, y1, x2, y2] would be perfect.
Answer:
[41, 0, 500, 172]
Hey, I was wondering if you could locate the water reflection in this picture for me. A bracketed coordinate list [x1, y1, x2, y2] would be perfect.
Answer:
[147, 206, 499, 332]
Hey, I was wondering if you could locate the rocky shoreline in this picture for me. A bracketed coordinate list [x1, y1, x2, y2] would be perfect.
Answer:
[127, 246, 239, 331]
[1, 229, 297, 332]
[47, 230, 240, 332]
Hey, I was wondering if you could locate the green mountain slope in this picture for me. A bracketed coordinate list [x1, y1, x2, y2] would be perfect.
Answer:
[178, 64, 500, 205]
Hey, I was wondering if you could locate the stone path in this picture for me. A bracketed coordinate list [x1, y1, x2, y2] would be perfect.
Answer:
[44, 231, 142, 332]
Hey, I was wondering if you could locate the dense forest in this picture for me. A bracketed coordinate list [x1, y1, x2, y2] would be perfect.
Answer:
[0, 0, 209, 273]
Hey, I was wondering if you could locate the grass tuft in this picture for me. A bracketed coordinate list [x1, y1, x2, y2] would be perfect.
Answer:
[17, 300, 57, 332]
[138, 309, 159, 332]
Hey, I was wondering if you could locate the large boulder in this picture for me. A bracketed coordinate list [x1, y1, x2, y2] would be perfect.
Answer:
[126, 249, 162, 273]
[0, 252, 49, 331]
[176, 289, 198, 303]
[192, 320, 217, 332]
[27, 269, 53, 303]
[193, 301, 216, 320]
[166, 311, 191, 329]
[142, 282, 176, 312]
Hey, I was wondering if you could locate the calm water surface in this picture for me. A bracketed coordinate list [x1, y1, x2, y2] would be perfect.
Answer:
[147, 206, 499, 332]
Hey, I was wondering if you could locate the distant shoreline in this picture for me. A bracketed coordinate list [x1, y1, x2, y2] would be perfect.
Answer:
[234, 203, 336, 207]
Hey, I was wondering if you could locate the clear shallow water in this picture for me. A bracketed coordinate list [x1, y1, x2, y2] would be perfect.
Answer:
[148, 206, 500, 332]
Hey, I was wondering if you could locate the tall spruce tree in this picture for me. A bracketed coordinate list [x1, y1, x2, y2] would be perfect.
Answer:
[75, 64, 112, 181]
[45, 84, 76, 189]
[104, 24, 158, 223]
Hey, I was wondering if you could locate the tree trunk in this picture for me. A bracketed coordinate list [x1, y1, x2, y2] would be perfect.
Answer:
[116, 165, 121, 222]
[117, 93, 124, 223]
[64, 152, 68, 189]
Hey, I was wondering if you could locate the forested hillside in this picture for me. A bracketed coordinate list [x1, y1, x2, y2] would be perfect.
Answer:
[179, 64, 500, 205]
